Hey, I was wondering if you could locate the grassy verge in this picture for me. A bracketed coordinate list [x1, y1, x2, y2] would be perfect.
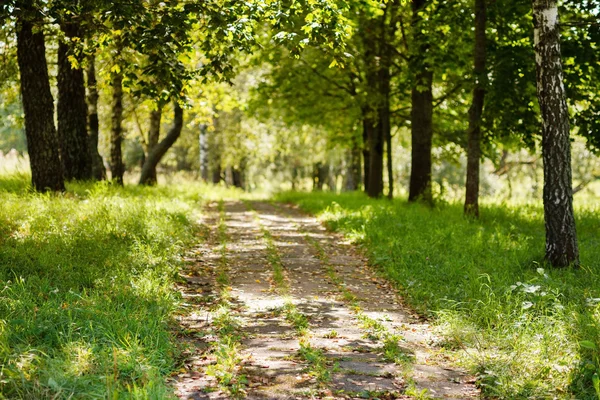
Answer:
[0, 176, 207, 398]
[276, 191, 600, 399]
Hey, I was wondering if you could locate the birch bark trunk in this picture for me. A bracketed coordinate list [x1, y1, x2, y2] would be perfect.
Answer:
[532, 0, 579, 267]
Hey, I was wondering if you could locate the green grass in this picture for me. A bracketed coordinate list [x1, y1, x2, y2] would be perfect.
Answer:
[276, 191, 600, 399]
[0, 175, 223, 398]
[259, 226, 288, 293]
[381, 334, 415, 366]
[295, 342, 335, 384]
[205, 307, 247, 397]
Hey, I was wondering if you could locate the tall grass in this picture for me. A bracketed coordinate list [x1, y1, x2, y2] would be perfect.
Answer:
[276, 191, 600, 399]
[0, 175, 223, 398]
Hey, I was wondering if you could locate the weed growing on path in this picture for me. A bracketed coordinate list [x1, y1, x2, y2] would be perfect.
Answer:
[206, 308, 247, 397]
[261, 228, 289, 293]
[203, 202, 248, 398]
[296, 341, 334, 383]
[216, 201, 231, 292]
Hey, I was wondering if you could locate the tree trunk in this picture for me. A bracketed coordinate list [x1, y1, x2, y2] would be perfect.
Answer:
[532, 0, 579, 267]
[312, 162, 328, 191]
[57, 21, 92, 181]
[232, 167, 244, 189]
[312, 163, 320, 191]
[16, 11, 65, 192]
[147, 109, 162, 150]
[351, 144, 362, 191]
[381, 69, 393, 200]
[409, 69, 433, 203]
[327, 165, 337, 192]
[199, 124, 209, 181]
[139, 103, 184, 185]
[110, 72, 125, 185]
[291, 166, 299, 191]
[362, 118, 371, 193]
[343, 145, 361, 191]
[362, 17, 385, 199]
[360, 4, 397, 198]
[464, 0, 487, 217]
[380, 6, 394, 200]
[320, 164, 329, 191]
[87, 55, 106, 180]
[231, 157, 247, 189]
[139, 108, 162, 185]
[409, 0, 434, 204]
[368, 118, 385, 198]
[210, 115, 222, 184]
[212, 165, 222, 184]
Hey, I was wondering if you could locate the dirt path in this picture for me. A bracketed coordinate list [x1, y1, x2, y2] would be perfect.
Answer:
[173, 201, 479, 399]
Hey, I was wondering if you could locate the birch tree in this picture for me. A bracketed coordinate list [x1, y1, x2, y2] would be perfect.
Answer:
[532, 0, 579, 267]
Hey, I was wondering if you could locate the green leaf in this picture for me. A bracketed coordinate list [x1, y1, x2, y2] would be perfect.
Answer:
[580, 340, 598, 350]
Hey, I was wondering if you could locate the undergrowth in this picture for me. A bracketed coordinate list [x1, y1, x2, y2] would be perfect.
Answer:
[276, 191, 600, 399]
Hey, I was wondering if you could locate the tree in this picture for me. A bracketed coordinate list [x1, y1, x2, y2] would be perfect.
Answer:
[343, 143, 362, 191]
[361, 19, 385, 198]
[532, 0, 579, 267]
[110, 70, 125, 185]
[57, 20, 93, 180]
[408, 0, 434, 203]
[484, 1, 538, 147]
[86, 55, 106, 180]
[561, 1, 600, 152]
[139, 103, 184, 185]
[248, 1, 402, 197]
[15, 3, 65, 192]
[248, 45, 364, 191]
[464, 0, 487, 217]
[139, 108, 162, 185]
[360, 4, 397, 199]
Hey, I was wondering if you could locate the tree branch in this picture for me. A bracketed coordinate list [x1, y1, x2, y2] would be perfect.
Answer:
[433, 82, 464, 108]
[139, 103, 183, 185]
[299, 58, 355, 96]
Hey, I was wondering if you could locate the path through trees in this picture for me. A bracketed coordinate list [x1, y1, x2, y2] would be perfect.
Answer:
[173, 202, 479, 399]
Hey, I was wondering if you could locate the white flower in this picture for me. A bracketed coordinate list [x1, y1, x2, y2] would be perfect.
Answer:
[523, 285, 541, 294]
[585, 298, 600, 306]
